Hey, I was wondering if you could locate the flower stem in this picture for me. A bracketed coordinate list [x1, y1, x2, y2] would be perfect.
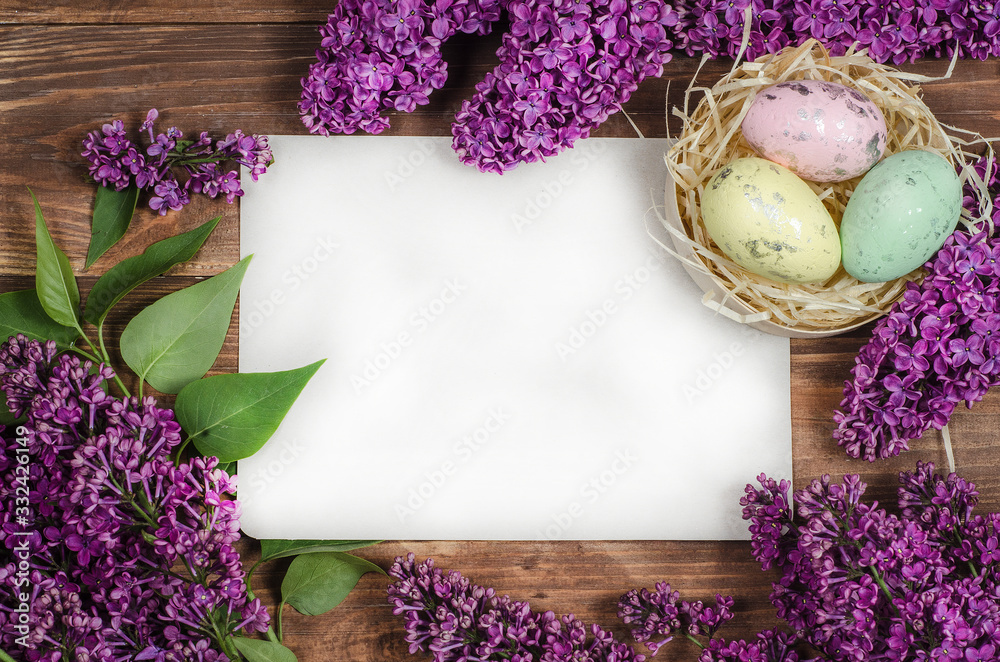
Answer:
[173, 435, 195, 466]
[685, 634, 706, 649]
[0, 648, 17, 662]
[940, 424, 956, 475]
[277, 601, 286, 643]
[868, 566, 895, 605]
[97, 322, 109, 363]
[76, 329, 132, 398]
[206, 611, 238, 660]
[244, 559, 281, 644]
[70, 344, 101, 364]
[170, 154, 228, 167]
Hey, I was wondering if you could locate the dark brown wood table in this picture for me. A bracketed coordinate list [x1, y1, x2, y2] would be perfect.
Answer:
[3, 3, 1000, 660]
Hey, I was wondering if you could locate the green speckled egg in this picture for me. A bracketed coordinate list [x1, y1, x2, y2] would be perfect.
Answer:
[701, 157, 841, 284]
[840, 150, 962, 283]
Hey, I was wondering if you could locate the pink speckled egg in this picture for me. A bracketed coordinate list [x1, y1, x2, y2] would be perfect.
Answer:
[741, 80, 888, 183]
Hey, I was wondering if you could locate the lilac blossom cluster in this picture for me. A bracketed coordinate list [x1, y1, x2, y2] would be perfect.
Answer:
[0, 335, 268, 661]
[298, 0, 678, 173]
[740, 465, 1000, 661]
[300, 0, 1000, 174]
[299, 0, 504, 136]
[450, 0, 679, 173]
[674, 0, 1000, 64]
[673, 0, 794, 61]
[387, 553, 646, 662]
[833, 159, 1000, 461]
[617, 583, 735, 656]
[81, 109, 272, 215]
[618, 584, 815, 662]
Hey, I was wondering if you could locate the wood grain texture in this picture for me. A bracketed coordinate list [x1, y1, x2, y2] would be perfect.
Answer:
[246, 540, 785, 662]
[0, 2, 334, 24]
[4, 10, 1000, 662]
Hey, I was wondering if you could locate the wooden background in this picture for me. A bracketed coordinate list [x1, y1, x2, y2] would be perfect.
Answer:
[3, 3, 1000, 660]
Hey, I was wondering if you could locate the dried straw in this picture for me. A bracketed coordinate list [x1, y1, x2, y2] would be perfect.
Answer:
[660, 39, 994, 337]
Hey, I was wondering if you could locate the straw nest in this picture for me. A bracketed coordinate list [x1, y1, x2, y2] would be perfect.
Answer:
[660, 39, 993, 338]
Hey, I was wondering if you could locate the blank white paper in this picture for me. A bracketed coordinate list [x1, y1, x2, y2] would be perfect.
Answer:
[237, 135, 791, 541]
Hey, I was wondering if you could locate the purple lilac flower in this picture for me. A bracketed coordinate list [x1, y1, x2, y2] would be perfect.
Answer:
[699, 629, 813, 662]
[676, 0, 793, 60]
[832, 157, 1000, 462]
[942, 0, 1000, 60]
[739, 465, 1000, 661]
[617, 582, 735, 655]
[617, 580, 818, 661]
[300, 1, 1000, 175]
[299, 0, 504, 136]
[0, 335, 268, 661]
[81, 109, 272, 215]
[387, 553, 646, 661]
[300, 1, 1000, 173]
[671, 0, 1000, 62]
[389, 462, 1000, 661]
[855, 4, 922, 65]
[739, 473, 794, 570]
[452, 0, 679, 173]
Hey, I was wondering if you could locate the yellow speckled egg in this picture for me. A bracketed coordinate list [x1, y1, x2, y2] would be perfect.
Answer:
[701, 157, 841, 284]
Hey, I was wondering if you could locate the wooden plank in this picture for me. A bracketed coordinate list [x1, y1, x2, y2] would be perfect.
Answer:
[0, 2, 334, 24]
[789, 328, 1000, 512]
[4, 25, 997, 280]
[244, 540, 785, 661]
[0, 25, 511, 277]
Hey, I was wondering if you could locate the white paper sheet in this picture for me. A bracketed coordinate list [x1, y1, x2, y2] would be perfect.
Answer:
[237, 135, 791, 540]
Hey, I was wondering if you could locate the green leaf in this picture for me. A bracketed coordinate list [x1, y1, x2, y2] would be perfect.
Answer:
[176, 359, 324, 463]
[0, 290, 81, 350]
[281, 552, 384, 617]
[32, 190, 82, 332]
[83, 216, 222, 326]
[260, 540, 382, 564]
[85, 185, 140, 269]
[231, 637, 298, 662]
[120, 256, 251, 394]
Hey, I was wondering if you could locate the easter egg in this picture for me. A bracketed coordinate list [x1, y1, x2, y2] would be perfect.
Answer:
[741, 80, 888, 183]
[840, 150, 962, 283]
[701, 157, 841, 284]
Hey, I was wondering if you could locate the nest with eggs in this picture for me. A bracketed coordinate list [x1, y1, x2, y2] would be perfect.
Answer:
[660, 39, 993, 338]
